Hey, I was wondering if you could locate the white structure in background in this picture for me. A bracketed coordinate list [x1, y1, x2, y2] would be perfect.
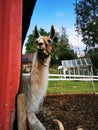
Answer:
[58, 58, 93, 78]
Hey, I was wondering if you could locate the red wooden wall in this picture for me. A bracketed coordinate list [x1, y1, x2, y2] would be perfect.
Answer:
[0, 0, 22, 129]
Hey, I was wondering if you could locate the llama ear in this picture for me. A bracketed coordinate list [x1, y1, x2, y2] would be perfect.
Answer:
[34, 25, 41, 38]
[49, 25, 55, 40]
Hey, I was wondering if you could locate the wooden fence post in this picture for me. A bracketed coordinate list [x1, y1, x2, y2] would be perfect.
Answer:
[17, 94, 27, 130]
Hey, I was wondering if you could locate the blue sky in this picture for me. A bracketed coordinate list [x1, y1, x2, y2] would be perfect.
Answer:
[23, 0, 85, 54]
[30, 0, 75, 30]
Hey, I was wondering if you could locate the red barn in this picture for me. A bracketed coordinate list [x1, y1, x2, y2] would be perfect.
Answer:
[0, 0, 36, 130]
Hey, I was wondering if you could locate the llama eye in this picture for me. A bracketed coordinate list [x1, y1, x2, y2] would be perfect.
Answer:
[48, 39, 51, 43]
[36, 40, 38, 43]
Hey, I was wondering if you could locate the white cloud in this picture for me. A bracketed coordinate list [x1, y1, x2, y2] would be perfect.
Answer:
[56, 11, 65, 17]
[66, 28, 86, 56]
[55, 27, 83, 47]
[22, 37, 28, 54]
[22, 44, 26, 54]
[55, 27, 85, 51]
[66, 28, 86, 50]
[66, 28, 81, 46]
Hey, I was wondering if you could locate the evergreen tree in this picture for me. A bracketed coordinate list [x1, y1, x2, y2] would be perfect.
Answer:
[51, 27, 77, 67]
[74, 0, 98, 50]
[87, 48, 98, 75]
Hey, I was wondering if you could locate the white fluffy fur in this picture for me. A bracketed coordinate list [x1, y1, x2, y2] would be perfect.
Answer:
[22, 25, 55, 113]
[22, 52, 51, 113]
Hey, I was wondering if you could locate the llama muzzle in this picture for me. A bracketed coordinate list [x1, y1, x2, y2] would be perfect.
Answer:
[38, 48, 50, 60]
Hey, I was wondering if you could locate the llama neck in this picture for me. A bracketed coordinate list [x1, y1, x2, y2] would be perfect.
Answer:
[22, 52, 51, 113]
[31, 51, 51, 73]
[28, 52, 51, 112]
[30, 52, 51, 90]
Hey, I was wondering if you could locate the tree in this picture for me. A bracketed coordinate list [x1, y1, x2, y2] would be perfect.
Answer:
[87, 48, 98, 75]
[51, 27, 77, 67]
[74, 0, 98, 50]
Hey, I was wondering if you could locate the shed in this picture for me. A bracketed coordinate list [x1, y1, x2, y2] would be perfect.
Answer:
[22, 53, 34, 73]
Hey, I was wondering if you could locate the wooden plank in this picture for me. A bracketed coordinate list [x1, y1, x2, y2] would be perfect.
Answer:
[17, 94, 27, 130]
[27, 112, 46, 130]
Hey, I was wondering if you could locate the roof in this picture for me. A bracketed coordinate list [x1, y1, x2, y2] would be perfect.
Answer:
[22, 53, 34, 63]
[61, 58, 92, 68]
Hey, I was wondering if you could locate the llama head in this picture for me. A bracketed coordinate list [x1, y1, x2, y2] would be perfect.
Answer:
[35, 25, 55, 60]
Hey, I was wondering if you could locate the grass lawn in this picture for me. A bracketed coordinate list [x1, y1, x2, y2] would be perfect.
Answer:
[47, 80, 98, 94]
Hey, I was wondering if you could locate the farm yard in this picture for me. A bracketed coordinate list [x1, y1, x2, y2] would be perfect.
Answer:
[22, 72, 98, 130]
[36, 79, 98, 130]
[48, 80, 98, 94]
[37, 94, 98, 130]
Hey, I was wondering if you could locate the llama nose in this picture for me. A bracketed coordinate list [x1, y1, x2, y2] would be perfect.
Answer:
[37, 42, 44, 46]
[37, 42, 44, 49]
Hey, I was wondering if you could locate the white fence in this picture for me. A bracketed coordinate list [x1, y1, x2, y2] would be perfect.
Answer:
[23, 73, 98, 81]
[22, 73, 98, 93]
[48, 74, 98, 81]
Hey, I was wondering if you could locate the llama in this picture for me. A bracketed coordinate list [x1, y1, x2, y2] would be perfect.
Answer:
[22, 25, 55, 113]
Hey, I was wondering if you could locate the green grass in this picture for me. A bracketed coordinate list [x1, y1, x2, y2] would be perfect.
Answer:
[49, 68, 58, 74]
[47, 80, 98, 94]
[48, 68, 98, 94]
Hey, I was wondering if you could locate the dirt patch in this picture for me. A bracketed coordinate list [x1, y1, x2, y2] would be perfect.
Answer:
[37, 94, 98, 130]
